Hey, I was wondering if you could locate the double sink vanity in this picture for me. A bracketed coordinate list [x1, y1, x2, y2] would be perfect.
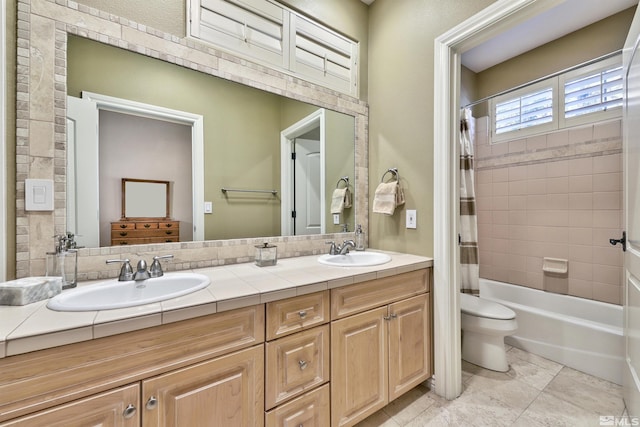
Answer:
[0, 250, 433, 427]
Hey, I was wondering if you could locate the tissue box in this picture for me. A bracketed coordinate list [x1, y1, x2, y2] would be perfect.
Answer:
[0, 277, 63, 306]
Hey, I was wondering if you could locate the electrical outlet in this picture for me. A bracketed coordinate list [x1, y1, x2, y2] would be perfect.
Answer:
[406, 209, 417, 229]
[333, 214, 340, 225]
[204, 201, 213, 214]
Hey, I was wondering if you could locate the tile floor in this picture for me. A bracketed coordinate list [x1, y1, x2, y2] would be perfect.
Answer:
[355, 346, 627, 427]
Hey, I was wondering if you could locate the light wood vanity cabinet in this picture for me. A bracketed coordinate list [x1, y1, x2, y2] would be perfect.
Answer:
[331, 269, 432, 427]
[0, 305, 264, 426]
[0, 267, 432, 427]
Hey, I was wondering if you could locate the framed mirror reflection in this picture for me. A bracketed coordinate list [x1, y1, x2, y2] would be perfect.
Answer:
[66, 35, 356, 248]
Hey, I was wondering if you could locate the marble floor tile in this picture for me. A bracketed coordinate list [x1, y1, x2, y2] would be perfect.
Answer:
[355, 349, 626, 427]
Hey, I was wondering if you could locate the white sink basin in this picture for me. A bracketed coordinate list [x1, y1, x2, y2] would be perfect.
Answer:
[318, 251, 391, 267]
[47, 272, 211, 311]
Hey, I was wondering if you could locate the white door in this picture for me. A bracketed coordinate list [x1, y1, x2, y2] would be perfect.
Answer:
[66, 96, 100, 248]
[294, 138, 321, 235]
[623, 7, 640, 417]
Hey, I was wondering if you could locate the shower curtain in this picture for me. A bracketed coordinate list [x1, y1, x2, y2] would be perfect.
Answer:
[460, 108, 479, 294]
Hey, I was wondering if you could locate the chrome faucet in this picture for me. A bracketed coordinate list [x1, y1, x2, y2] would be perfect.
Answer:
[339, 240, 356, 255]
[106, 254, 173, 281]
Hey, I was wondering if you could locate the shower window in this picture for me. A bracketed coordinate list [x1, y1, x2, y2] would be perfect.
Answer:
[490, 54, 622, 144]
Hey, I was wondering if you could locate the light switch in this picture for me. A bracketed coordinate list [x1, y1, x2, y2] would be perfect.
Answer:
[333, 214, 340, 225]
[204, 201, 213, 214]
[25, 179, 54, 211]
[406, 209, 417, 229]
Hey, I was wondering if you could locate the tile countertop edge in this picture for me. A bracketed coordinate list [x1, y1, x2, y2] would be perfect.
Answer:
[0, 251, 433, 358]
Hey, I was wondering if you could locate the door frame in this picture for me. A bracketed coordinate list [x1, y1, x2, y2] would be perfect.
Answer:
[280, 108, 326, 236]
[0, 0, 6, 280]
[80, 92, 205, 241]
[433, 0, 566, 399]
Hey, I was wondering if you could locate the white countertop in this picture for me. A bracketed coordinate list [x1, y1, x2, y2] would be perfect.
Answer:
[0, 250, 432, 358]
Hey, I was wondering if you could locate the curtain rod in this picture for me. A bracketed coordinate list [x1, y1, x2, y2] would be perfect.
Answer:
[462, 49, 623, 109]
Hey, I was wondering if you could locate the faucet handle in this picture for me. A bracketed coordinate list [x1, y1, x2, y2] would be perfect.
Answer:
[106, 258, 134, 281]
[325, 241, 338, 255]
[150, 254, 174, 278]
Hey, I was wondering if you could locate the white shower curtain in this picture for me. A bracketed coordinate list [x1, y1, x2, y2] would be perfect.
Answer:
[460, 108, 479, 294]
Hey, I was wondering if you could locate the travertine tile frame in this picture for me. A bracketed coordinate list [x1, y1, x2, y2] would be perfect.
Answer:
[16, 0, 369, 280]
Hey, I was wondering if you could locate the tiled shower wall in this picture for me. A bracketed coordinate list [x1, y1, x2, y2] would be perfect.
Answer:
[474, 117, 623, 305]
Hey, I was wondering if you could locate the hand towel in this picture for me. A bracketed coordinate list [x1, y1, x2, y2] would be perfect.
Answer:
[372, 181, 398, 215]
[331, 188, 351, 214]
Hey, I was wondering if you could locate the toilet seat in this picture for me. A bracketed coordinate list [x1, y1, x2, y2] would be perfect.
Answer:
[460, 293, 515, 320]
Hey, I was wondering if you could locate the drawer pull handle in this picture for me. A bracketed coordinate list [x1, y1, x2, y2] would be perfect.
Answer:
[298, 360, 307, 370]
[119, 224, 127, 229]
[166, 231, 173, 235]
[298, 310, 307, 319]
[119, 232, 128, 237]
[165, 223, 173, 228]
[144, 223, 151, 228]
[146, 396, 158, 410]
[123, 404, 137, 419]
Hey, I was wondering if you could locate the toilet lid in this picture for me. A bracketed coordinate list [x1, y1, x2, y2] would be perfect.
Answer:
[460, 293, 516, 320]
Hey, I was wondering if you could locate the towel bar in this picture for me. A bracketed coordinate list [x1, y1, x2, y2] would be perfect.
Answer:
[221, 188, 278, 195]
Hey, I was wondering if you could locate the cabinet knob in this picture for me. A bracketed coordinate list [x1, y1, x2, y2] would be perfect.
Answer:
[298, 360, 308, 370]
[123, 404, 137, 419]
[146, 395, 158, 410]
[298, 310, 307, 319]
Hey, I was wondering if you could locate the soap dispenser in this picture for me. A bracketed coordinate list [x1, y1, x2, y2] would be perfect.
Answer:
[355, 224, 365, 251]
[46, 232, 79, 289]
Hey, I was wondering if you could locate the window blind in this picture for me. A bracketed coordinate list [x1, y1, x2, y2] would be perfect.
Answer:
[495, 87, 554, 134]
[564, 66, 623, 119]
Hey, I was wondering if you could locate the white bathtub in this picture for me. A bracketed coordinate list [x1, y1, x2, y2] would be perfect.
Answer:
[479, 278, 624, 385]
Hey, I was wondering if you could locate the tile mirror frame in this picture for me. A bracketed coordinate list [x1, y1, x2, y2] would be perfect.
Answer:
[16, 0, 369, 280]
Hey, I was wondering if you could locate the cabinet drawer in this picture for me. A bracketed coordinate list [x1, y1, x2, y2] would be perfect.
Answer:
[158, 221, 179, 229]
[134, 222, 158, 230]
[331, 269, 429, 320]
[111, 222, 135, 230]
[265, 325, 329, 410]
[266, 290, 329, 340]
[265, 383, 329, 427]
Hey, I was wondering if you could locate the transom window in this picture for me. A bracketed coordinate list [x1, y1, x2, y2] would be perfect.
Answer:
[490, 54, 622, 143]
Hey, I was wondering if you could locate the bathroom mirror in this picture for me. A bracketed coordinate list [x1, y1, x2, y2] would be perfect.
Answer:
[122, 179, 170, 219]
[67, 35, 356, 247]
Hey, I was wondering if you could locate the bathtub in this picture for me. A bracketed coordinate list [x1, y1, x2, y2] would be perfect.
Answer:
[479, 278, 624, 385]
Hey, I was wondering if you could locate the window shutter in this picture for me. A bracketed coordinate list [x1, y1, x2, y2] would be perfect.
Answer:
[564, 66, 623, 119]
[495, 87, 554, 135]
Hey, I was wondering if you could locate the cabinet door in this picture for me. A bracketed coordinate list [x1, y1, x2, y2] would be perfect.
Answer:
[331, 307, 388, 427]
[142, 345, 264, 427]
[388, 294, 431, 401]
[0, 384, 140, 427]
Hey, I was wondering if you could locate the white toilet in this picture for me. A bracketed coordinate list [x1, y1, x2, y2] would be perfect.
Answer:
[460, 293, 518, 372]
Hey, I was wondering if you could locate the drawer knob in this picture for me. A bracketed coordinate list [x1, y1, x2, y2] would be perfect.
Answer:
[123, 404, 137, 419]
[165, 223, 173, 227]
[166, 230, 173, 235]
[298, 310, 307, 319]
[146, 396, 158, 410]
[119, 224, 127, 229]
[144, 223, 151, 228]
[298, 360, 308, 370]
[119, 231, 128, 237]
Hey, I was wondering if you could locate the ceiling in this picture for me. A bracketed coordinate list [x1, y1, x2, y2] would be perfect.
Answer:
[462, 0, 638, 72]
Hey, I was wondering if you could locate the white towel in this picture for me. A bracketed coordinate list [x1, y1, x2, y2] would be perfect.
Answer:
[330, 188, 351, 214]
[372, 181, 398, 215]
